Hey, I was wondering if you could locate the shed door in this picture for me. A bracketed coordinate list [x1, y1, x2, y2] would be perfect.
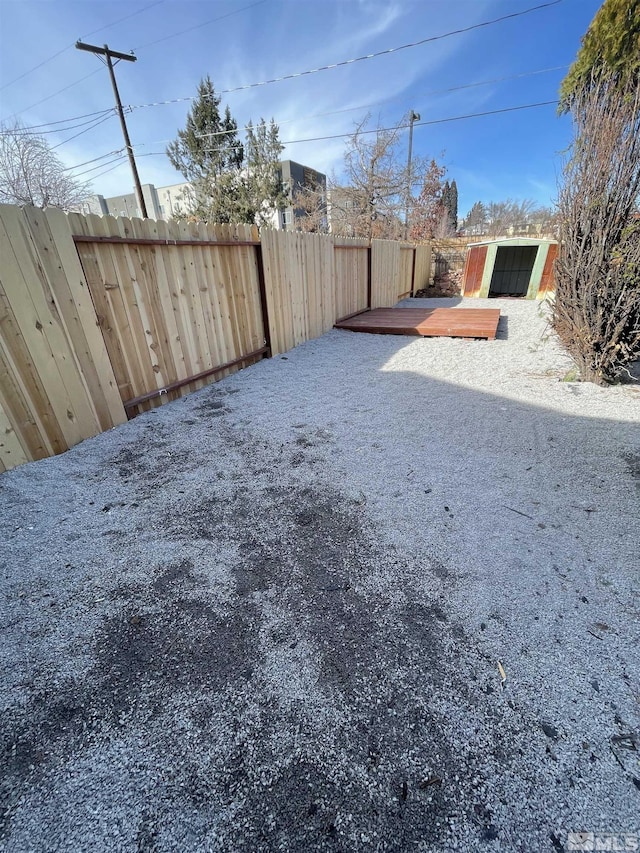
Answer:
[489, 246, 537, 296]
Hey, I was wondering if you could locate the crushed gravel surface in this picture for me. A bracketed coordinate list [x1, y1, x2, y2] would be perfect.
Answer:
[1, 297, 638, 852]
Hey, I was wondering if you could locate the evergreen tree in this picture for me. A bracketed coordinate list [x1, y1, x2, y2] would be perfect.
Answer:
[449, 179, 458, 231]
[245, 118, 286, 228]
[166, 76, 242, 181]
[559, 0, 640, 111]
[166, 78, 285, 226]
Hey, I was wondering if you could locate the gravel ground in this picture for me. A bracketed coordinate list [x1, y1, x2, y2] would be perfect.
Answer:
[1, 297, 638, 853]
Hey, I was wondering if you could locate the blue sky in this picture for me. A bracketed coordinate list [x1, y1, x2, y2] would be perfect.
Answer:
[0, 0, 601, 217]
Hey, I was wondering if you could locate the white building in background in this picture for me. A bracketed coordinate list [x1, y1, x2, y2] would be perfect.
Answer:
[80, 160, 327, 229]
[79, 181, 193, 220]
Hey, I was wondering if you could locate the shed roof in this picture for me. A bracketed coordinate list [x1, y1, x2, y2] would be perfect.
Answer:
[468, 236, 558, 247]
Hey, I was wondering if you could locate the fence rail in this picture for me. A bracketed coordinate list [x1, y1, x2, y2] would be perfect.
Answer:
[0, 204, 430, 472]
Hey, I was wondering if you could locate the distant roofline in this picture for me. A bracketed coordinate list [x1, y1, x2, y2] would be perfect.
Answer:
[467, 236, 558, 246]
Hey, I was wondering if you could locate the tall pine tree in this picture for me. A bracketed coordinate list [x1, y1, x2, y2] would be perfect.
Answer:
[166, 76, 242, 182]
[166, 78, 286, 225]
[448, 180, 458, 231]
[245, 118, 286, 228]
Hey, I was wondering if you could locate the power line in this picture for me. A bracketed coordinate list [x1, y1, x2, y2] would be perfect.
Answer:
[3, 61, 564, 178]
[0, 1, 164, 93]
[71, 154, 129, 179]
[2, 108, 117, 132]
[181, 65, 569, 143]
[62, 149, 125, 172]
[8, 62, 565, 146]
[278, 101, 561, 145]
[83, 158, 131, 183]
[2, 68, 103, 122]
[135, 100, 560, 160]
[4, 110, 115, 136]
[82, 1, 165, 40]
[49, 112, 116, 150]
[0, 45, 71, 94]
[127, 0, 564, 111]
[134, 0, 267, 51]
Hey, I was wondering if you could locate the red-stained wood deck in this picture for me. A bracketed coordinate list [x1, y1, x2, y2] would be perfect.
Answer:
[335, 307, 501, 340]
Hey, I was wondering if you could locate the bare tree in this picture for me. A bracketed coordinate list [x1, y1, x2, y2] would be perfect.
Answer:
[485, 199, 540, 237]
[0, 121, 89, 209]
[329, 114, 425, 240]
[409, 159, 447, 242]
[291, 184, 328, 233]
[552, 74, 640, 384]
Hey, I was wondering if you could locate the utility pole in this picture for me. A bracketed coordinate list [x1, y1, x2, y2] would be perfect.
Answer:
[75, 41, 148, 218]
[404, 110, 420, 240]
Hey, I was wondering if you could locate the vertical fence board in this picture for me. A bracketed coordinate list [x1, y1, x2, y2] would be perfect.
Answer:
[399, 247, 414, 298]
[0, 206, 99, 447]
[0, 339, 53, 460]
[371, 240, 401, 308]
[0, 398, 28, 469]
[25, 208, 125, 431]
[413, 244, 432, 291]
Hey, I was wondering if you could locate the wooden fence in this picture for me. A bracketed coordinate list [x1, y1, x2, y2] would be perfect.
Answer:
[0, 204, 430, 472]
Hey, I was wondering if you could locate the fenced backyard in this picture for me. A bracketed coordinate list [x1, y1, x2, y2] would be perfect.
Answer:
[0, 204, 431, 472]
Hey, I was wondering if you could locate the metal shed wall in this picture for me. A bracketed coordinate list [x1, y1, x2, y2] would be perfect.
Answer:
[461, 239, 557, 299]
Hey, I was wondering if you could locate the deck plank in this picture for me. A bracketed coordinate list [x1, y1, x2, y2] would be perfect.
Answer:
[335, 307, 501, 340]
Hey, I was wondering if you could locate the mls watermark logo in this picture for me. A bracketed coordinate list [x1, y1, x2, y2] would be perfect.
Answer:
[567, 832, 639, 851]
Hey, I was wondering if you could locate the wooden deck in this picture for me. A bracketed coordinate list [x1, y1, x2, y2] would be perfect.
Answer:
[335, 307, 501, 340]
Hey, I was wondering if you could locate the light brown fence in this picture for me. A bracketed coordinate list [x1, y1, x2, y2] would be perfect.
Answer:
[0, 204, 430, 472]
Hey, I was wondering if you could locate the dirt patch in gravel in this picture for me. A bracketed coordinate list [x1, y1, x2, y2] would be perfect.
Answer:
[1, 298, 638, 852]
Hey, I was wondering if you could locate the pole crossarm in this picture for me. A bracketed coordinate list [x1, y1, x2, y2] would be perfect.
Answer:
[75, 42, 137, 63]
[75, 41, 147, 218]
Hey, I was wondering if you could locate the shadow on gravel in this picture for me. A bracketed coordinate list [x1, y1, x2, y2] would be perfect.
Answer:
[0, 330, 638, 852]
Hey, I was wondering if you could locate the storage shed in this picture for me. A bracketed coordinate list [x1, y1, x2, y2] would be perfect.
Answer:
[462, 237, 557, 299]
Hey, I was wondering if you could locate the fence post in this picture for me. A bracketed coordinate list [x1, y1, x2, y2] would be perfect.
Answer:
[254, 242, 272, 358]
[410, 246, 417, 298]
[366, 245, 372, 310]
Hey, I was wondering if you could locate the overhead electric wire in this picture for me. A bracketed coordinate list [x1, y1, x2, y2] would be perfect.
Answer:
[81, 1, 165, 40]
[2, 68, 103, 122]
[128, 0, 563, 111]
[0, 0, 164, 93]
[68, 76, 564, 185]
[70, 154, 129, 178]
[2, 108, 117, 132]
[175, 64, 569, 143]
[277, 100, 561, 145]
[83, 158, 131, 183]
[49, 112, 116, 150]
[5, 110, 116, 136]
[62, 148, 124, 171]
[133, 99, 560, 162]
[134, 0, 267, 51]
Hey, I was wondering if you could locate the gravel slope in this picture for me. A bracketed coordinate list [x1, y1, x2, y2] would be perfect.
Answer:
[1, 297, 638, 853]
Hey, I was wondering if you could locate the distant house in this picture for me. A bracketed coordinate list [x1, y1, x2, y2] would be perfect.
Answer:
[274, 160, 327, 231]
[80, 181, 192, 220]
[80, 160, 328, 229]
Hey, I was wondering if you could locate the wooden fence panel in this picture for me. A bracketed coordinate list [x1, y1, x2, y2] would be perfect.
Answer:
[1, 204, 426, 473]
[371, 239, 401, 308]
[413, 244, 432, 291]
[261, 230, 335, 356]
[0, 205, 126, 471]
[334, 242, 369, 320]
[74, 215, 265, 413]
